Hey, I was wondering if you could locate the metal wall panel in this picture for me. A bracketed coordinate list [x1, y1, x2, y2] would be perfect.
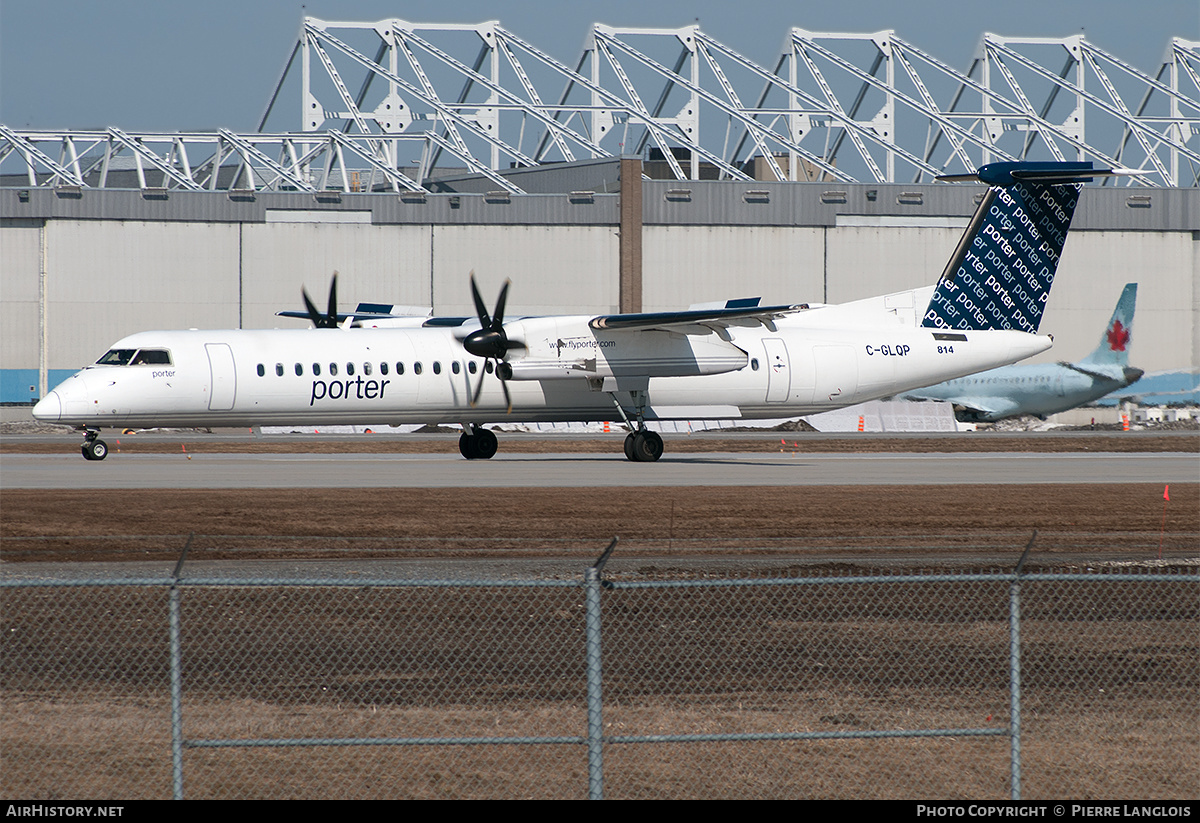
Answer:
[642, 226, 826, 311]
[44, 221, 240, 369]
[0, 219, 44, 402]
[240, 223, 434, 329]
[430, 225, 619, 316]
[824, 226, 962, 304]
[0, 219, 42, 362]
[1040, 231, 1197, 372]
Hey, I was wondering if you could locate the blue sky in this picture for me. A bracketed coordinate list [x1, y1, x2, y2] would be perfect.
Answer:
[1, 0, 1196, 131]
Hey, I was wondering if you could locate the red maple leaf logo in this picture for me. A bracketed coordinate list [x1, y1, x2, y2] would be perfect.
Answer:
[1107, 319, 1130, 351]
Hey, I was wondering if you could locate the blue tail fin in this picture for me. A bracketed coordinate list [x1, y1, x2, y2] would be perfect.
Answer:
[921, 161, 1101, 334]
[1078, 283, 1137, 368]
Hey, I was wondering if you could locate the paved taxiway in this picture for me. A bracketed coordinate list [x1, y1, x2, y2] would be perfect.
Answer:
[2, 449, 1195, 489]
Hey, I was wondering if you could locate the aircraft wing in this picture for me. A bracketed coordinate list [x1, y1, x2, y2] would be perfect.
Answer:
[904, 393, 1023, 422]
[589, 301, 808, 335]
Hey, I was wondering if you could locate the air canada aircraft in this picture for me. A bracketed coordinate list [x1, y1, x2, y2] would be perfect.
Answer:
[899, 283, 1142, 422]
[33, 161, 1134, 462]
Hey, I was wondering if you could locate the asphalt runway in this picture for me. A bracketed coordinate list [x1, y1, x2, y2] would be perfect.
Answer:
[2, 448, 1196, 489]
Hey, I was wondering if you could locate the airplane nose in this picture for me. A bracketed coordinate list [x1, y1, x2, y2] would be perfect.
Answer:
[32, 391, 61, 422]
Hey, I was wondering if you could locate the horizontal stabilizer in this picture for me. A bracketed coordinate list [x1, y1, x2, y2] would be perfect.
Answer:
[936, 162, 1142, 185]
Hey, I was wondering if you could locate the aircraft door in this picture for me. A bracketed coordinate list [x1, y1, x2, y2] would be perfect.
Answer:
[205, 343, 237, 411]
[762, 338, 791, 402]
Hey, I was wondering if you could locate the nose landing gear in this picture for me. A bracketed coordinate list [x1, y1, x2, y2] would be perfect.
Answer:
[458, 424, 498, 460]
[81, 430, 109, 461]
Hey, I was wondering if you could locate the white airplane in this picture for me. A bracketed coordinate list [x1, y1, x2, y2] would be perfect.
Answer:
[899, 283, 1142, 422]
[33, 161, 1130, 462]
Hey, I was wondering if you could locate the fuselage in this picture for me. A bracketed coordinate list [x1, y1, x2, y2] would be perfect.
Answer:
[33, 307, 1052, 430]
[902, 361, 1144, 422]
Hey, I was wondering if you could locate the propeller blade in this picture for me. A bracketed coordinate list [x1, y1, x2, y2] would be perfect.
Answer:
[302, 287, 325, 328]
[470, 365, 487, 407]
[326, 273, 339, 327]
[500, 375, 512, 415]
[469, 272, 491, 327]
[493, 279, 510, 328]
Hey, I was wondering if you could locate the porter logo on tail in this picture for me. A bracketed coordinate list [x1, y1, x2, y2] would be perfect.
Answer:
[922, 162, 1093, 334]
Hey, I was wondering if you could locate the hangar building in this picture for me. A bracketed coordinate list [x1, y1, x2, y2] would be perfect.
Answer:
[2, 19, 1197, 404]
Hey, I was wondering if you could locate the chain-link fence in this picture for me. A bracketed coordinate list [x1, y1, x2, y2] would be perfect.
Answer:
[3, 552, 1197, 799]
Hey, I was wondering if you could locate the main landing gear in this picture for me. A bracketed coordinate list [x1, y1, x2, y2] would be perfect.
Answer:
[609, 389, 664, 462]
[459, 424, 498, 460]
[623, 429, 663, 462]
[81, 429, 108, 461]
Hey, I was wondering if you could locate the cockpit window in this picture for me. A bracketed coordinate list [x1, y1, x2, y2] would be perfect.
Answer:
[97, 349, 137, 366]
[131, 349, 172, 365]
[97, 348, 172, 366]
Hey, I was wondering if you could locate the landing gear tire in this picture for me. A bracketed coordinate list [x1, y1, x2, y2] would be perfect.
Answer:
[82, 439, 108, 461]
[626, 430, 663, 462]
[458, 428, 498, 460]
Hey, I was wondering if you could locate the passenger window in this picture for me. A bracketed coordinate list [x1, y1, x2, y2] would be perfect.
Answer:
[275, 363, 284, 376]
[452, 362, 460, 375]
[396, 362, 405, 375]
[363, 362, 372, 376]
[295, 363, 303, 376]
[347, 362, 355, 376]
[330, 363, 338, 376]
[468, 361, 477, 375]
[313, 363, 321, 377]
[257, 364, 265, 377]
[433, 361, 442, 375]
[750, 358, 759, 371]
[380, 362, 389, 376]
[414, 362, 423, 375]
[485, 360, 493, 374]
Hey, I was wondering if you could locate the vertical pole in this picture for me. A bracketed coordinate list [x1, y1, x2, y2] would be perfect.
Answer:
[169, 583, 184, 800]
[585, 566, 604, 800]
[38, 219, 48, 401]
[619, 157, 643, 314]
[1008, 575, 1022, 801]
[1008, 530, 1034, 801]
[585, 538, 617, 800]
[169, 534, 192, 800]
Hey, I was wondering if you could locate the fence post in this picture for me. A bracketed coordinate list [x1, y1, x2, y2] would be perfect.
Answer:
[586, 538, 618, 800]
[585, 565, 604, 800]
[1009, 531, 1036, 801]
[169, 534, 192, 800]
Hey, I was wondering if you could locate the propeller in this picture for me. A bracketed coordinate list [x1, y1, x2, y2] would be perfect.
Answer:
[463, 273, 516, 412]
[301, 272, 342, 329]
